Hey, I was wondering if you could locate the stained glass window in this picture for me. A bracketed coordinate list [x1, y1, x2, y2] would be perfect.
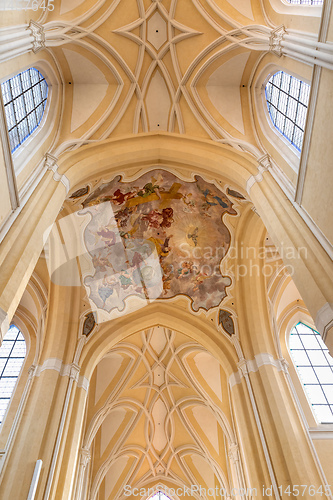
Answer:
[265, 71, 310, 152]
[0, 325, 26, 425]
[289, 322, 333, 423]
[1, 68, 48, 153]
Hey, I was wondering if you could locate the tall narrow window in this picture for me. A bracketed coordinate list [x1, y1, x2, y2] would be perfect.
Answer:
[1, 68, 48, 153]
[265, 71, 310, 152]
[289, 322, 333, 423]
[0, 325, 26, 425]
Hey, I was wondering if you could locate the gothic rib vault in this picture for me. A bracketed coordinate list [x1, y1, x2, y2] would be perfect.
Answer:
[1, 1, 333, 500]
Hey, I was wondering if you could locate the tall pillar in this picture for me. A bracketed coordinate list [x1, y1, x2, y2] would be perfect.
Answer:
[0, 279, 83, 499]
[231, 209, 331, 499]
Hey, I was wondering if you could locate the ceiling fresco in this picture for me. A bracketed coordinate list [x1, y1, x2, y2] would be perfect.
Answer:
[65, 169, 246, 318]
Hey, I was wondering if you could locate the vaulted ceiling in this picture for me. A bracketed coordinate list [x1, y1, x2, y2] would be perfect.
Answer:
[39, 0, 273, 155]
[85, 327, 235, 500]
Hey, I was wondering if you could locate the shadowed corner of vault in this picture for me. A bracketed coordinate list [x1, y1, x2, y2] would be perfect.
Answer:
[42, 201, 163, 325]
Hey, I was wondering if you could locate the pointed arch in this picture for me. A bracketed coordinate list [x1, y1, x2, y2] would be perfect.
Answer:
[289, 321, 333, 424]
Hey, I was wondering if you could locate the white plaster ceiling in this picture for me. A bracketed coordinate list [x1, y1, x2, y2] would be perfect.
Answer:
[47, 0, 268, 157]
[100, 408, 127, 456]
[193, 352, 223, 401]
[146, 70, 171, 131]
[206, 51, 251, 135]
[147, 11, 168, 50]
[225, 0, 255, 20]
[60, 0, 85, 15]
[95, 352, 124, 404]
[62, 48, 109, 132]
[104, 456, 129, 500]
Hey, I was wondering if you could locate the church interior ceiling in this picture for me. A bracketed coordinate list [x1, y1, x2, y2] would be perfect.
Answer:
[32, 0, 268, 157]
[59, 169, 248, 323]
[85, 327, 235, 500]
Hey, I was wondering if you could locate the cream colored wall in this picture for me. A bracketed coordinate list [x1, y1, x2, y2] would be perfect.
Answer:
[0, 136, 12, 228]
[300, 67, 333, 247]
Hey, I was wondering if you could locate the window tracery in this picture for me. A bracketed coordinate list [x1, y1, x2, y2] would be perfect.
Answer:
[0, 325, 26, 425]
[1, 67, 48, 153]
[289, 322, 333, 423]
[265, 71, 310, 152]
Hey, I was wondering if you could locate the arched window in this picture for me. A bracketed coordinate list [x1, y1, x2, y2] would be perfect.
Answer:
[289, 322, 333, 423]
[1, 68, 48, 153]
[285, 0, 322, 4]
[0, 325, 26, 425]
[265, 71, 310, 152]
[149, 493, 172, 500]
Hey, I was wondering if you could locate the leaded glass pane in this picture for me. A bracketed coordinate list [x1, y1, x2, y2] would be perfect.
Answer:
[290, 322, 333, 423]
[0, 325, 26, 426]
[265, 71, 310, 152]
[149, 493, 172, 500]
[1, 68, 48, 153]
[286, 0, 322, 4]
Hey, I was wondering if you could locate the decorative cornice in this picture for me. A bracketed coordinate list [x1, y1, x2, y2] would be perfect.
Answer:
[33, 358, 89, 391]
[230, 353, 287, 388]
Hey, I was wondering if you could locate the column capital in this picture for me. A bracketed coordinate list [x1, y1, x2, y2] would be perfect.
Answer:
[80, 448, 91, 467]
[28, 364, 37, 377]
[258, 154, 272, 171]
[70, 363, 81, 382]
[278, 358, 289, 374]
[269, 25, 286, 57]
[44, 153, 70, 193]
[44, 153, 58, 171]
[237, 358, 249, 377]
[28, 20, 45, 53]
[228, 443, 240, 464]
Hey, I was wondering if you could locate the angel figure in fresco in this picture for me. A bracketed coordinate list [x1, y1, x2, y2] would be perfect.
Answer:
[115, 206, 137, 228]
[148, 235, 173, 259]
[141, 207, 174, 229]
[182, 192, 196, 213]
[96, 226, 117, 247]
[111, 188, 137, 205]
[119, 269, 144, 295]
[192, 271, 210, 293]
[197, 185, 229, 213]
[137, 181, 161, 199]
[98, 274, 118, 307]
[161, 263, 173, 295]
[177, 261, 194, 278]
[91, 252, 113, 274]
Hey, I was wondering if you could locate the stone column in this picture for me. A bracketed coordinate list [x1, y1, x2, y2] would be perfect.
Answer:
[0, 21, 45, 63]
